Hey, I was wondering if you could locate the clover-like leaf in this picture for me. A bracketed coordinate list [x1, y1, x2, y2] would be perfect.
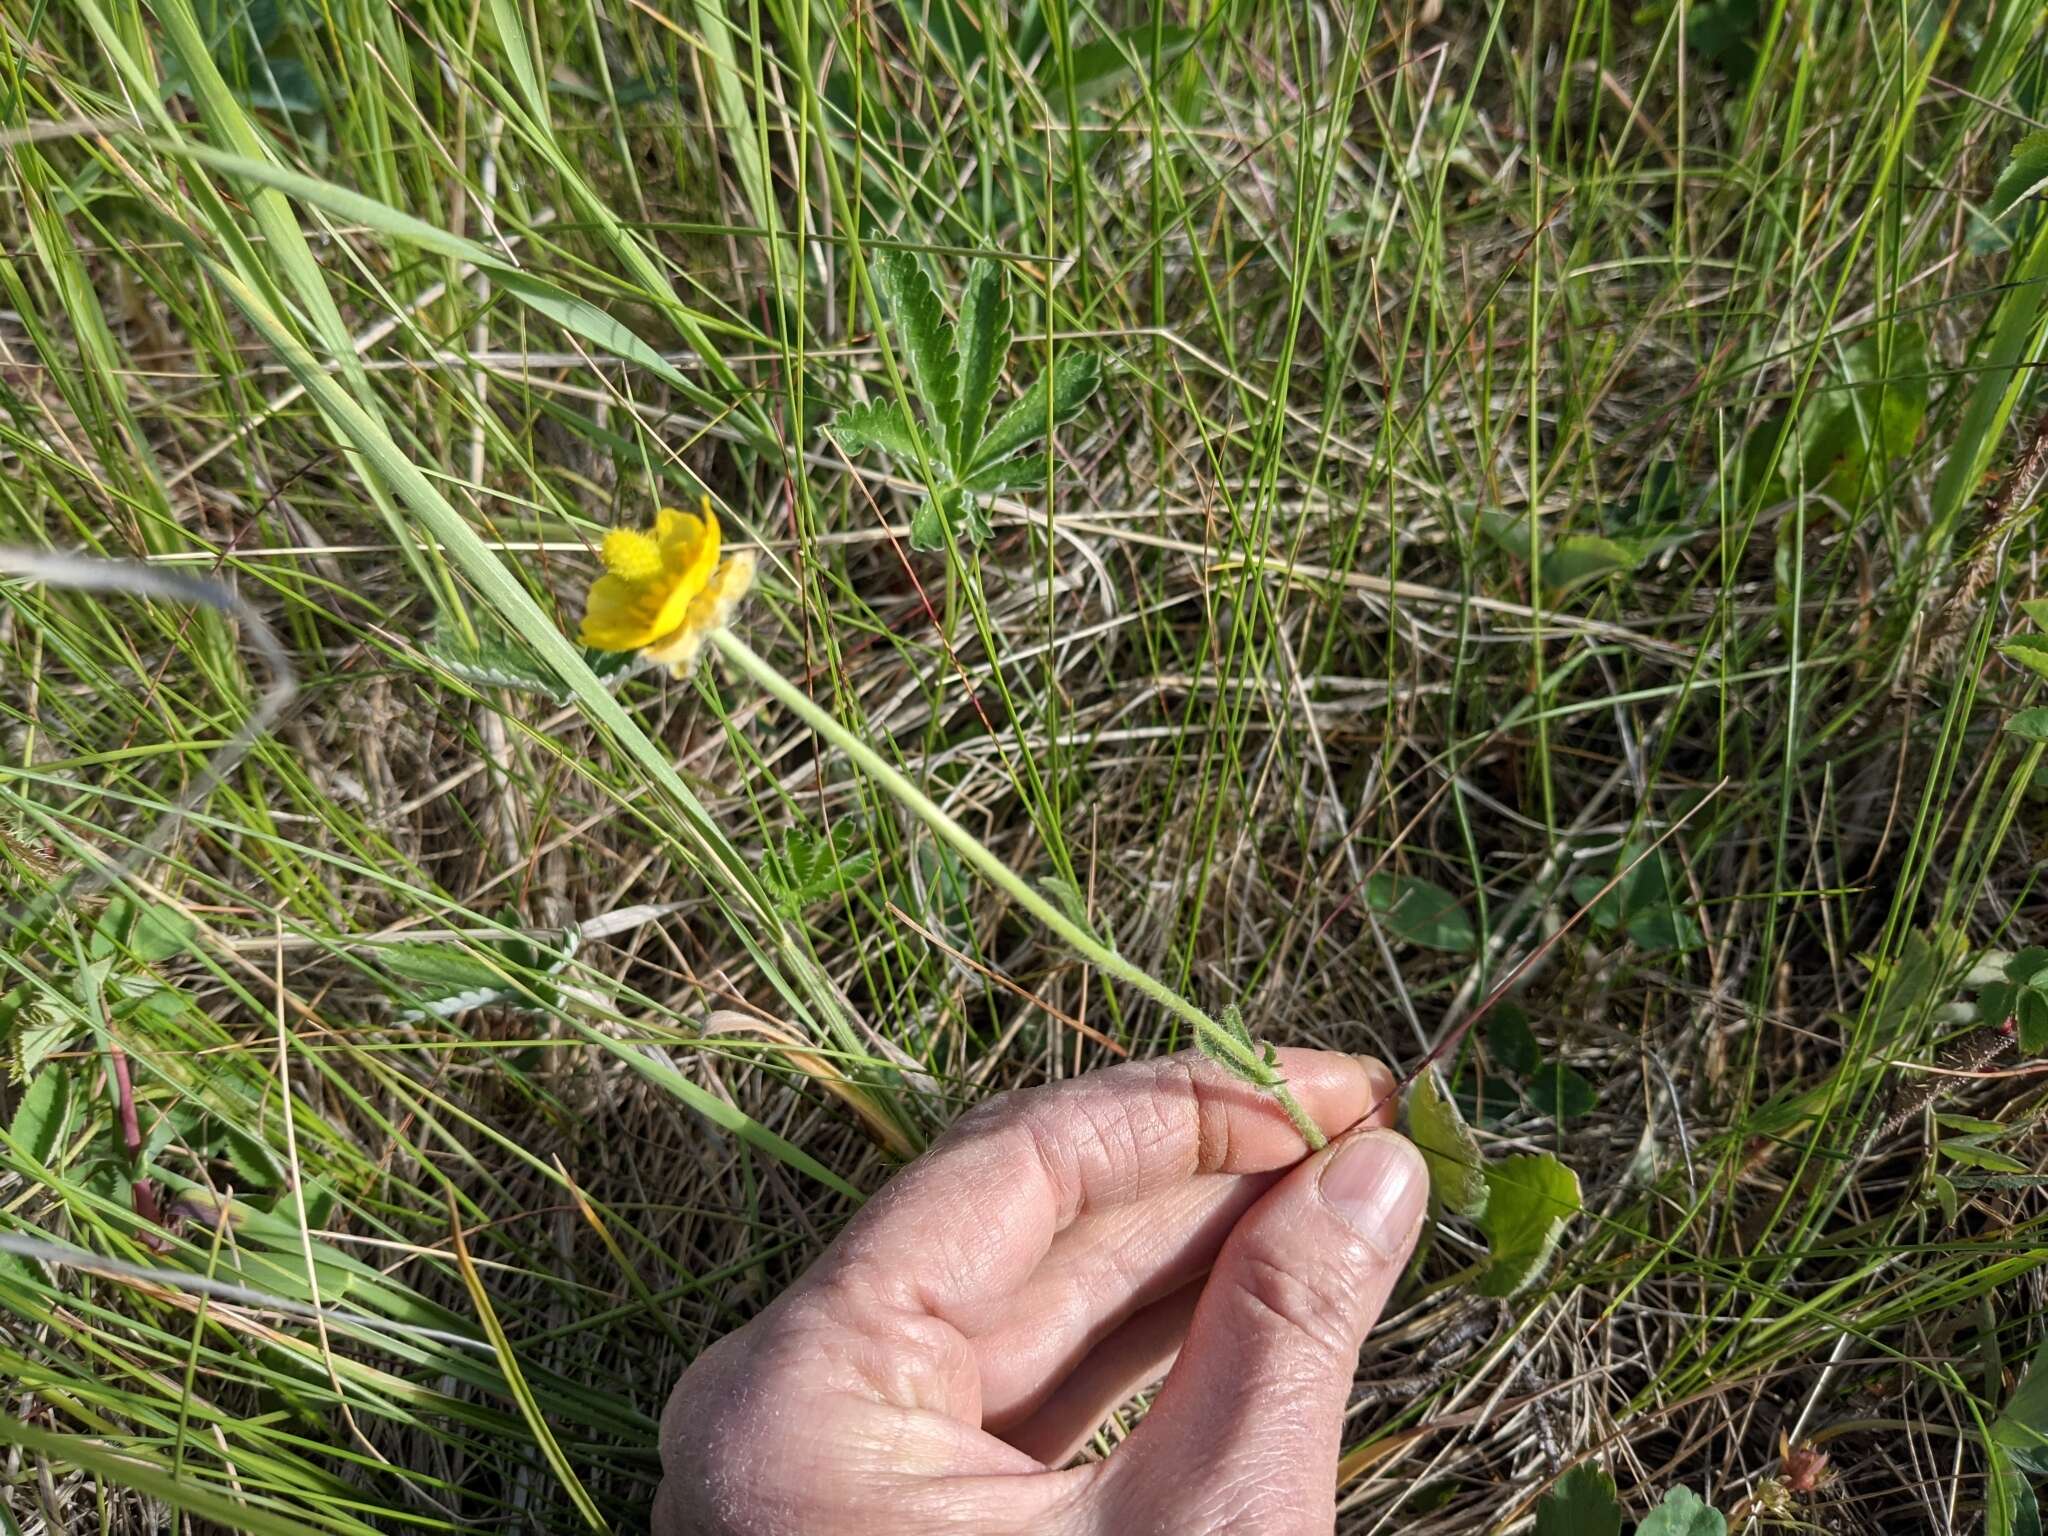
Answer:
[1535, 1464, 1622, 1536]
[1529, 1061, 1596, 1120]
[1363, 872, 1476, 953]
[1634, 1486, 1727, 1536]
[1408, 1070, 1488, 1221]
[1476, 1151, 1580, 1296]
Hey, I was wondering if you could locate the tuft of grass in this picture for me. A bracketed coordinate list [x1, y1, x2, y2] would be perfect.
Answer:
[0, 0, 2045, 1531]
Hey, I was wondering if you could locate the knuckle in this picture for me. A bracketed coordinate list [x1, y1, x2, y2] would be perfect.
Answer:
[1227, 1249, 1363, 1366]
[1161, 1056, 1234, 1173]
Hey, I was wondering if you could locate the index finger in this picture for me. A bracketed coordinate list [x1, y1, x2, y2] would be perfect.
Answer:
[822, 1048, 1395, 1315]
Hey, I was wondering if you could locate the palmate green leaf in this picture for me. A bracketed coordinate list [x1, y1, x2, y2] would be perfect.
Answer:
[953, 258, 1011, 464]
[1635, 1486, 1728, 1536]
[765, 826, 877, 917]
[2007, 707, 2048, 742]
[1486, 1008, 1541, 1076]
[1992, 131, 2048, 219]
[1994, 1338, 2048, 1475]
[828, 398, 925, 461]
[1363, 872, 1476, 953]
[1535, 1464, 1623, 1536]
[1408, 1071, 1488, 1220]
[874, 248, 959, 448]
[973, 350, 1101, 470]
[1476, 1152, 1580, 1296]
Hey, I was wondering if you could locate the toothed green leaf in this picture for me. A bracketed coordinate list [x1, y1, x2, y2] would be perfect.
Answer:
[961, 457, 1048, 497]
[828, 398, 925, 461]
[426, 630, 571, 701]
[972, 350, 1100, 471]
[7, 1068, 71, 1165]
[874, 248, 958, 444]
[953, 258, 1011, 464]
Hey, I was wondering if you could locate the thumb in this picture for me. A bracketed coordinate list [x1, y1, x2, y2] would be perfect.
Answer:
[1101, 1128, 1429, 1534]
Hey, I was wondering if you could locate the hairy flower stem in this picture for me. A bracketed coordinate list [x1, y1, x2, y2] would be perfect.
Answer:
[714, 631, 1326, 1150]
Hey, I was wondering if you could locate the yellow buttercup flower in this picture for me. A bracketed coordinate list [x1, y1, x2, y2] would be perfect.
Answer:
[579, 497, 756, 676]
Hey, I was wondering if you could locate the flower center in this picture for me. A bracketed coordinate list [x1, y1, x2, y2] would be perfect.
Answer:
[601, 528, 664, 582]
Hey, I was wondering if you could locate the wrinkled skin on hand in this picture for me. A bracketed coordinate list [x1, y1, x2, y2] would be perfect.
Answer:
[657, 1049, 1429, 1536]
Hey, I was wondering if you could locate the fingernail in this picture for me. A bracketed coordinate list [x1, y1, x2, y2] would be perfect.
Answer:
[1319, 1130, 1428, 1259]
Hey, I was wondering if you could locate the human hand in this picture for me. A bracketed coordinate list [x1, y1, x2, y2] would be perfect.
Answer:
[656, 1049, 1428, 1535]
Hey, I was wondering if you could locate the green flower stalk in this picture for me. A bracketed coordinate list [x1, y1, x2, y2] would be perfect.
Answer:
[709, 629, 1326, 1150]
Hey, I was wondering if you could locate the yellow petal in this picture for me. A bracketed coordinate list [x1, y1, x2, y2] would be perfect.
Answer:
[579, 574, 655, 649]
[644, 552, 757, 677]
[654, 505, 698, 549]
[643, 506, 722, 642]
